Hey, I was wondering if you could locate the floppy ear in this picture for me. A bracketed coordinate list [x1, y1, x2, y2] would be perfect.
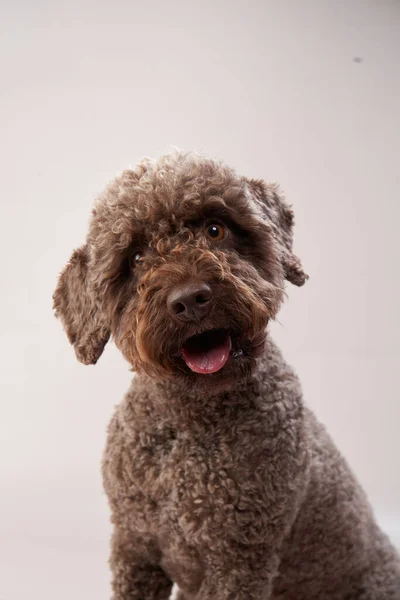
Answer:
[53, 245, 110, 364]
[246, 179, 308, 286]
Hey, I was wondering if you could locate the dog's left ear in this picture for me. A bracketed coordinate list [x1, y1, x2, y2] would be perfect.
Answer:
[246, 178, 308, 286]
[53, 245, 110, 364]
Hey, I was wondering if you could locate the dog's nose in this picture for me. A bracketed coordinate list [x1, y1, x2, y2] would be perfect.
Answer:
[167, 282, 213, 322]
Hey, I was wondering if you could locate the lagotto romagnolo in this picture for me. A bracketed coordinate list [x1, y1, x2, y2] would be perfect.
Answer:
[54, 151, 400, 599]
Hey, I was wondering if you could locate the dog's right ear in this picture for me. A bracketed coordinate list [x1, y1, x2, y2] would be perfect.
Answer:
[53, 245, 110, 365]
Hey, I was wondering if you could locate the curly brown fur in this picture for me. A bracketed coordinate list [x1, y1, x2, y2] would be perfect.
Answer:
[54, 151, 400, 599]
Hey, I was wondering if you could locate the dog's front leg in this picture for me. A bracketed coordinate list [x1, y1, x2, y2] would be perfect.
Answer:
[176, 543, 278, 600]
[110, 526, 173, 600]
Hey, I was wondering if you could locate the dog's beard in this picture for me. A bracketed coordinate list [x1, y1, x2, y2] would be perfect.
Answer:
[116, 282, 281, 392]
[115, 255, 283, 388]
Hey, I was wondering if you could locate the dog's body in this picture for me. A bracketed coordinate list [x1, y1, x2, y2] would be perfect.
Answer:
[54, 151, 400, 599]
[102, 341, 400, 600]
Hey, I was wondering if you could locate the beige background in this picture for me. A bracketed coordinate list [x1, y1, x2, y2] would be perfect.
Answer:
[1, 0, 399, 598]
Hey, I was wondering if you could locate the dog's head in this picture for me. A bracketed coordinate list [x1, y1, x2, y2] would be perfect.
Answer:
[54, 152, 307, 392]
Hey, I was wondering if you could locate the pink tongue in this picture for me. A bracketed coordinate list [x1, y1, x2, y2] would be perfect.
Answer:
[182, 334, 232, 374]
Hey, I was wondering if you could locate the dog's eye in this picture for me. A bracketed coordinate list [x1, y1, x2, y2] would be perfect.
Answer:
[132, 251, 144, 267]
[205, 223, 225, 241]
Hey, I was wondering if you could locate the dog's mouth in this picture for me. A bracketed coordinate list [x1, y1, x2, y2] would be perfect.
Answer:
[181, 328, 232, 374]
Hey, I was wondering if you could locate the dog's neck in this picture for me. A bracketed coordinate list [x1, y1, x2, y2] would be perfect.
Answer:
[128, 336, 297, 429]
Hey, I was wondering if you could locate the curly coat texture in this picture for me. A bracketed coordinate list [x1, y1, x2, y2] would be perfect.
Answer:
[54, 151, 400, 599]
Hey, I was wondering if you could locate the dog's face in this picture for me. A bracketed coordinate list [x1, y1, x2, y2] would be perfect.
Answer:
[54, 152, 307, 392]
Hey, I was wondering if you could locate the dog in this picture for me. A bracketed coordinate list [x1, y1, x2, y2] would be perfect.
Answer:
[54, 151, 400, 599]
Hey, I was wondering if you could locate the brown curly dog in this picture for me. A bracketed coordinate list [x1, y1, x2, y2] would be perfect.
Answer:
[54, 151, 400, 599]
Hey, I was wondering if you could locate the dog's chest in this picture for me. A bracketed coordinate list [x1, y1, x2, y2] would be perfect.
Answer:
[121, 415, 274, 547]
